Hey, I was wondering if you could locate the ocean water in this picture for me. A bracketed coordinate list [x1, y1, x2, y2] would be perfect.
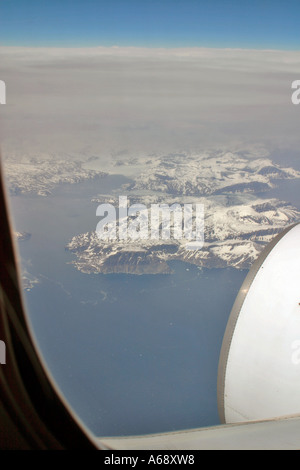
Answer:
[9, 175, 255, 437]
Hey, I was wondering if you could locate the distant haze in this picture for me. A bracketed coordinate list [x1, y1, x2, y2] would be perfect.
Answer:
[1, 46, 300, 161]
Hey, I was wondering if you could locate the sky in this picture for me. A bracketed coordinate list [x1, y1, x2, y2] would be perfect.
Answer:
[0, 0, 300, 50]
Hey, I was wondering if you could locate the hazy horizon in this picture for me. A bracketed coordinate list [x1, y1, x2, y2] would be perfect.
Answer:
[1, 45, 300, 163]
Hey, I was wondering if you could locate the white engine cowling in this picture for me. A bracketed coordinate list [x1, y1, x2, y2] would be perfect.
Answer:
[218, 223, 300, 424]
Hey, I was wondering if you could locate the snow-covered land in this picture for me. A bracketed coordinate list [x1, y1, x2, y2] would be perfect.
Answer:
[119, 150, 300, 196]
[4, 153, 107, 196]
[66, 195, 300, 274]
[5, 148, 300, 274]
[66, 149, 300, 274]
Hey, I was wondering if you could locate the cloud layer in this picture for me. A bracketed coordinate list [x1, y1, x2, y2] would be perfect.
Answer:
[1, 46, 300, 158]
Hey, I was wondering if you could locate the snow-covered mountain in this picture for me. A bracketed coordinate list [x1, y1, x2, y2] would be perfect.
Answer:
[66, 148, 300, 274]
[66, 196, 300, 274]
[14, 231, 31, 241]
[121, 151, 300, 196]
[6, 147, 300, 274]
[4, 153, 106, 196]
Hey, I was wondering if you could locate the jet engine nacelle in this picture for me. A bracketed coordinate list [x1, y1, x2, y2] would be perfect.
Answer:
[218, 223, 300, 423]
